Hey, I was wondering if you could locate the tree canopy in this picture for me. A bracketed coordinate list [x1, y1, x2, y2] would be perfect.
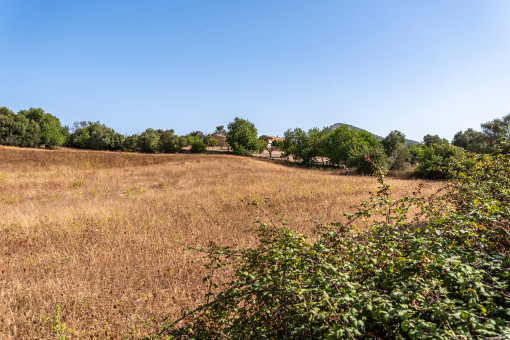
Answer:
[0, 107, 65, 148]
[226, 117, 264, 156]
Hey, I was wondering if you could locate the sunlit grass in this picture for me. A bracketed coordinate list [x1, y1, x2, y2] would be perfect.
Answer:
[0, 145, 440, 338]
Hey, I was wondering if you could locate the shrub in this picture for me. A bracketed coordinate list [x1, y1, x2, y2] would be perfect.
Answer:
[190, 139, 207, 153]
[416, 143, 465, 179]
[155, 152, 510, 339]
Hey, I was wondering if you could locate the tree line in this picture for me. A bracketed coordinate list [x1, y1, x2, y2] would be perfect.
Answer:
[1, 106, 508, 178]
[274, 113, 509, 178]
[0, 106, 226, 154]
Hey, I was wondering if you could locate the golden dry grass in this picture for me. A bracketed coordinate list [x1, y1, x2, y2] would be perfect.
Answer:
[0, 146, 441, 339]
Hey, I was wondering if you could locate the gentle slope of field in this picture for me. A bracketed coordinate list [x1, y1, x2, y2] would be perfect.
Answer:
[0, 146, 440, 338]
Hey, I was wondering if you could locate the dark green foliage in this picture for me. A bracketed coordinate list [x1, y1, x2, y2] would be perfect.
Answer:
[345, 130, 388, 174]
[282, 127, 327, 165]
[157, 153, 510, 339]
[416, 143, 465, 179]
[409, 143, 424, 165]
[214, 125, 227, 135]
[258, 135, 269, 144]
[226, 117, 265, 156]
[382, 130, 407, 155]
[388, 143, 412, 170]
[321, 125, 355, 166]
[0, 106, 15, 118]
[270, 139, 282, 149]
[184, 134, 197, 146]
[423, 134, 449, 147]
[19, 108, 66, 148]
[480, 113, 510, 153]
[0, 107, 65, 148]
[0, 111, 42, 147]
[451, 113, 510, 155]
[138, 128, 160, 153]
[190, 139, 207, 153]
[284, 125, 388, 173]
[452, 128, 491, 154]
[382, 130, 412, 170]
[69, 121, 125, 150]
[481, 113, 510, 144]
[121, 134, 140, 152]
[159, 130, 186, 153]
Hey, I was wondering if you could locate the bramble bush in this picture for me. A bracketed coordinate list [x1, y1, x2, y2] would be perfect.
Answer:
[154, 151, 510, 339]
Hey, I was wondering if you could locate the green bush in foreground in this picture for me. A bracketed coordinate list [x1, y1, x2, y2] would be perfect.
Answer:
[154, 152, 510, 339]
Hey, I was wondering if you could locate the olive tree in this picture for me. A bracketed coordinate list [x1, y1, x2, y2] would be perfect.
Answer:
[226, 117, 264, 156]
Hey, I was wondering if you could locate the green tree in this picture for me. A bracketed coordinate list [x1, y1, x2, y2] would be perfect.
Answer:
[69, 121, 124, 150]
[321, 125, 356, 166]
[0, 107, 44, 147]
[121, 134, 140, 152]
[281, 127, 327, 165]
[381, 130, 406, 156]
[417, 143, 465, 179]
[387, 143, 412, 170]
[346, 130, 388, 174]
[214, 125, 227, 135]
[20, 108, 66, 147]
[185, 133, 201, 146]
[320, 126, 388, 173]
[226, 117, 264, 156]
[481, 113, 510, 152]
[382, 130, 412, 170]
[159, 130, 186, 153]
[452, 128, 491, 154]
[137, 128, 160, 153]
[423, 134, 449, 147]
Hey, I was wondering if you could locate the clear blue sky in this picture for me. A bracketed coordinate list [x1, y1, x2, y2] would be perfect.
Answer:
[1, 0, 509, 141]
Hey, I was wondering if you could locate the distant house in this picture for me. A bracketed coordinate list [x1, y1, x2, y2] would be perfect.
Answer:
[212, 134, 227, 147]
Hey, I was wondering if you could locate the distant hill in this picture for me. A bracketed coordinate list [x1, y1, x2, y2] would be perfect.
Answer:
[329, 123, 419, 145]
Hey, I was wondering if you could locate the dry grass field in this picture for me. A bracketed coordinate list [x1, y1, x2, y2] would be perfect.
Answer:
[0, 146, 441, 339]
